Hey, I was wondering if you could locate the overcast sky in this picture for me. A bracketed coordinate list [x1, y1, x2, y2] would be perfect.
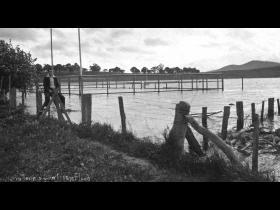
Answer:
[1, 28, 280, 72]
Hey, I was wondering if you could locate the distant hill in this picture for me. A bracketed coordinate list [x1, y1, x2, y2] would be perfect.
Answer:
[209, 60, 280, 78]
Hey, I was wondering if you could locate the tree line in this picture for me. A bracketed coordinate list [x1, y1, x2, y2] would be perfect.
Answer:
[34, 63, 200, 75]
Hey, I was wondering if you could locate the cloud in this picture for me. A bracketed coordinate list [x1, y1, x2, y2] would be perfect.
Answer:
[0, 28, 39, 41]
[226, 28, 255, 40]
[119, 46, 153, 54]
[110, 29, 133, 38]
[144, 38, 169, 46]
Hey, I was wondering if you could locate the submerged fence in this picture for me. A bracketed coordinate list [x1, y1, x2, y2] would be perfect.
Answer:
[55, 73, 225, 95]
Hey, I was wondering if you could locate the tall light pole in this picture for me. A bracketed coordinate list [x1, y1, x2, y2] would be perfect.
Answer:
[50, 28, 54, 74]
[78, 28, 83, 95]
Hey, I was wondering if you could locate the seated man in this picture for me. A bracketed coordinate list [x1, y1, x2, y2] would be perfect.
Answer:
[42, 70, 65, 110]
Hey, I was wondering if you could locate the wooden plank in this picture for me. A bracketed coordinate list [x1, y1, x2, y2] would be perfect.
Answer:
[260, 101, 265, 123]
[185, 125, 204, 156]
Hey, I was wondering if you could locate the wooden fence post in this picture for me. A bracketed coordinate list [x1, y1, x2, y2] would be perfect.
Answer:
[236, 101, 244, 131]
[277, 99, 280, 115]
[202, 107, 208, 151]
[221, 106, 230, 140]
[81, 94, 92, 125]
[180, 75, 183, 92]
[106, 79, 109, 95]
[252, 114, 260, 174]
[222, 75, 224, 91]
[133, 77, 136, 95]
[260, 101, 265, 123]
[166, 101, 190, 161]
[268, 98, 274, 119]
[157, 75, 160, 93]
[251, 103, 256, 125]
[241, 77, 244, 90]
[191, 78, 194, 90]
[68, 78, 71, 95]
[202, 78, 205, 91]
[118, 96, 127, 134]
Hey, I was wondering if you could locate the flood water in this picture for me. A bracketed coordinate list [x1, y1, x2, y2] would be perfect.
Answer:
[21, 78, 280, 179]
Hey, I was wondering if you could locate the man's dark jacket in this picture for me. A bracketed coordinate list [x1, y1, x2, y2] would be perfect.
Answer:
[43, 76, 60, 93]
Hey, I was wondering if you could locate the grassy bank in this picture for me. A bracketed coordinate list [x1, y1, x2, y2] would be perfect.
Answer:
[0, 109, 275, 182]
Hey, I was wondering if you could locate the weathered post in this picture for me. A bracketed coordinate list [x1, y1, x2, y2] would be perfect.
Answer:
[202, 107, 208, 151]
[81, 94, 92, 125]
[157, 75, 160, 93]
[191, 78, 194, 90]
[236, 101, 244, 131]
[68, 78, 71, 95]
[268, 98, 274, 119]
[277, 99, 280, 115]
[166, 101, 190, 161]
[221, 106, 230, 140]
[252, 114, 260, 174]
[242, 77, 244, 90]
[9, 87, 16, 110]
[118, 96, 127, 134]
[251, 103, 256, 125]
[260, 101, 265, 123]
[133, 77, 136, 95]
[180, 75, 183, 92]
[202, 78, 205, 91]
[222, 75, 224, 91]
[106, 79, 109, 95]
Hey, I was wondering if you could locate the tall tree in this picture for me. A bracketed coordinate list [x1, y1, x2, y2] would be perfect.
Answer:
[90, 63, 101, 73]
[0, 40, 36, 103]
[130, 67, 140, 73]
[141, 67, 149, 74]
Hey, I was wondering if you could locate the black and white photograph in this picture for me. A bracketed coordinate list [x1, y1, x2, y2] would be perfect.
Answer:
[1, 28, 280, 182]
